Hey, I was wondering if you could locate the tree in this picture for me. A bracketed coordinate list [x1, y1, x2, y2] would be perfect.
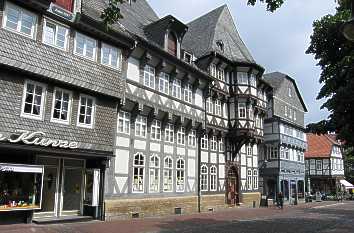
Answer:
[247, 0, 285, 12]
[306, 1, 354, 151]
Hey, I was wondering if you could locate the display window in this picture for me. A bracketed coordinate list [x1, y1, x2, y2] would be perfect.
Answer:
[0, 163, 43, 211]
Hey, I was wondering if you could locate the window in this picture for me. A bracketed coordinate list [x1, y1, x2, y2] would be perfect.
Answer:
[149, 155, 160, 193]
[184, 84, 193, 103]
[288, 87, 292, 97]
[237, 72, 248, 85]
[177, 127, 185, 145]
[167, 32, 177, 56]
[270, 146, 278, 159]
[250, 74, 256, 87]
[215, 100, 222, 116]
[51, 88, 72, 124]
[210, 136, 217, 151]
[255, 114, 260, 128]
[217, 69, 225, 81]
[172, 79, 182, 99]
[77, 95, 95, 128]
[159, 73, 169, 94]
[135, 115, 147, 137]
[21, 80, 46, 120]
[247, 169, 252, 190]
[143, 65, 155, 89]
[285, 149, 290, 160]
[201, 134, 208, 150]
[210, 166, 217, 191]
[238, 103, 246, 118]
[3, 3, 37, 38]
[201, 165, 208, 191]
[247, 145, 253, 156]
[184, 52, 192, 64]
[163, 157, 173, 192]
[188, 130, 196, 147]
[43, 19, 68, 50]
[165, 123, 174, 143]
[316, 160, 322, 171]
[151, 119, 161, 140]
[176, 158, 185, 192]
[210, 64, 217, 77]
[219, 138, 224, 152]
[74, 32, 97, 60]
[101, 43, 121, 69]
[118, 111, 130, 134]
[133, 153, 145, 193]
[206, 98, 213, 114]
[253, 170, 258, 189]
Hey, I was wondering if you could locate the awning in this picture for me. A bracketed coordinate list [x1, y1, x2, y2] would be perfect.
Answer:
[340, 179, 354, 189]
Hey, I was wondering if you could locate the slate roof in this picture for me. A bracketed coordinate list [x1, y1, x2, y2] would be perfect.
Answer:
[182, 5, 255, 64]
[305, 134, 340, 158]
[263, 72, 308, 112]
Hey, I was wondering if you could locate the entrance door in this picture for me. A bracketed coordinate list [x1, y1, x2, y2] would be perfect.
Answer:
[61, 167, 83, 215]
[41, 166, 59, 215]
[226, 167, 239, 205]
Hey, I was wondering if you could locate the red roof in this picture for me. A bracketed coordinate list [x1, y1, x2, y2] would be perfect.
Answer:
[305, 133, 340, 158]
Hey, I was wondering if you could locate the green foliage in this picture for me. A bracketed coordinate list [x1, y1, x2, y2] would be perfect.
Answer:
[247, 0, 285, 12]
[306, 1, 354, 148]
[101, 0, 135, 26]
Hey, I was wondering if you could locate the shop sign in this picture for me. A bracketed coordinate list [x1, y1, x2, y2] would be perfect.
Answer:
[0, 163, 43, 173]
[49, 3, 74, 21]
[0, 130, 79, 149]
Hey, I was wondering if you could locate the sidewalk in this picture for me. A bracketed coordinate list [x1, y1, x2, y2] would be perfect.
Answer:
[0, 201, 340, 233]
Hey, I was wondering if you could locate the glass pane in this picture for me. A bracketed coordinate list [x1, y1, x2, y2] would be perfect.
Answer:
[33, 105, 41, 115]
[35, 86, 42, 95]
[79, 114, 85, 123]
[53, 109, 60, 119]
[44, 23, 55, 45]
[41, 166, 58, 213]
[75, 35, 85, 55]
[20, 12, 34, 35]
[85, 116, 91, 125]
[25, 93, 33, 104]
[62, 168, 83, 211]
[56, 27, 67, 48]
[24, 103, 32, 113]
[63, 93, 69, 102]
[6, 7, 19, 30]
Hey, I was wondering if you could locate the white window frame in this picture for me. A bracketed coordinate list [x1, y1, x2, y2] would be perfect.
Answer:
[50, 87, 72, 125]
[217, 69, 225, 81]
[101, 42, 121, 70]
[237, 72, 248, 85]
[206, 97, 213, 114]
[21, 80, 47, 120]
[151, 119, 161, 141]
[74, 32, 97, 61]
[201, 165, 208, 191]
[42, 18, 69, 51]
[149, 155, 160, 193]
[219, 138, 224, 152]
[163, 156, 173, 192]
[247, 145, 253, 156]
[250, 74, 257, 87]
[135, 115, 147, 138]
[201, 134, 208, 150]
[2, 2, 37, 39]
[184, 83, 193, 104]
[77, 94, 95, 129]
[176, 158, 185, 192]
[165, 123, 174, 143]
[210, 136, 217, 151]
[184, 52, 192, 64]
[210, 64, 217, 77]
[247, 169, 252, 190]
[177, 127, 185, 145]
[215, 99, 222, 116]
[253, 170, 258, 189]
[210, 166, 217, 191]
[238, 103, 246, 118]
[172, 79, 182, 99]
[143, 65, 155, 89]
[132, 153, 145, 193]
[117, 111, 130, 134]
[188, 130, 196, 147]
[159, 72, 169, 95]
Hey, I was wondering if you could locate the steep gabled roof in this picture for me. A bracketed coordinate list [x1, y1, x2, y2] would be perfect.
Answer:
[263, 72, 308, 112]
[182, 5, 255, 64]
[305, 133, 341, 158]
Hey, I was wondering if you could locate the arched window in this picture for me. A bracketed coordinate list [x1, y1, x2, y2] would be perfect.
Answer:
[167, 32, 177, 56]
[149, 155, 160, 192]
[133, 153, 145, 193]
[163, 157, 173, 192]
[201, 165, 208, 191]
[210, 166, 217, 191]
[176, 158, 185, 192]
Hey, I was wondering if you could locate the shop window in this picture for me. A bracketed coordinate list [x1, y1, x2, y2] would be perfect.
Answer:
[210, 166, 217, 191]
[118, 111, 130, 134]
[101, 43, 121, 69]
[74, 32, 97, 61]
[177, 127, 185, 145]
[201, 134, 208, 150]
[167, 32, 177, 56]
[201, 165, 208, 191]
[3, 2, 37, 39]
[151, 119, 161, 141]
[184, 84, 193, 103]
[176, 158, 185, 192]
[165, 123, 174, 143]
[43, 19, 69, 50]
[21, 80, 46, 120]
[51, 88, 72, 124]
[238, 103, 246, 118]
[188, 130, 196, 147]
[77, 94, 95, 128]
[132, 153, 145, 193]
[172, 79, 182, 99]
[163, 157, 173, 192]
[52, 0, 74, 12]
[144, 65, 155, 89]
[135, 115, 147, 138]
[159, 72, 169, 94]
[149, 155, 160, 193]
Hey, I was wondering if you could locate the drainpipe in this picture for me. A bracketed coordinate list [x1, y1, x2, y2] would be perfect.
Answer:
[197, 133, 201, 213]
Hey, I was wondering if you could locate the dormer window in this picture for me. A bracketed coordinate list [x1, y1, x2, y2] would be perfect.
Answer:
[184, 52, 192, 64]
[167, 32, 177, 56]
[52, 0, 73, 12]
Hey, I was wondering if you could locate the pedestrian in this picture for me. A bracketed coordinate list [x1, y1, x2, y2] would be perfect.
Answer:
[277, 192, 284, 209]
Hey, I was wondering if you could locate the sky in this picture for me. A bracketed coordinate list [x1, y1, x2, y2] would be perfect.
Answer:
[148, 0, 338, 125]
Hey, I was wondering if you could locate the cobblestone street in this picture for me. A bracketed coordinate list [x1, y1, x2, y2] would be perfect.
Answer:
[1, 201, 353, 233]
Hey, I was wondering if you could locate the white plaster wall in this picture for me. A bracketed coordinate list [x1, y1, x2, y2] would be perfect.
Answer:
[241, 167, 246, 179]
[177, 147, 185, 156]
[195, 89, 203, 108]
[150, 142, 160, 152]
[188, 149, 196, 157]
[247, 157, 252, 167]
[219, 154, 225, 163]
[134, 140, 146, 150]
[127, 57, 140, 82]
[114, 177, 128, 194]
[219, 164, 225, 179]
[116, 136, 130, 148]
[164, 145, 173, 154]
[188, 158, 196, 176]
[201, 151, 208, 163]
[115, 149, 129, 174]
[210, 153, 217, 163]
[253, 156, 258, 168]
[241, 154, 246, 166]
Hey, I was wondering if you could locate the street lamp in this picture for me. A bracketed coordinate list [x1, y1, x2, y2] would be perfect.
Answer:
[342, 0, 354, 41]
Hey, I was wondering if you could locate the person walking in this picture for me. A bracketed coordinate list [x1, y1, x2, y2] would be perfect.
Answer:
[277, 192, 284, 209]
